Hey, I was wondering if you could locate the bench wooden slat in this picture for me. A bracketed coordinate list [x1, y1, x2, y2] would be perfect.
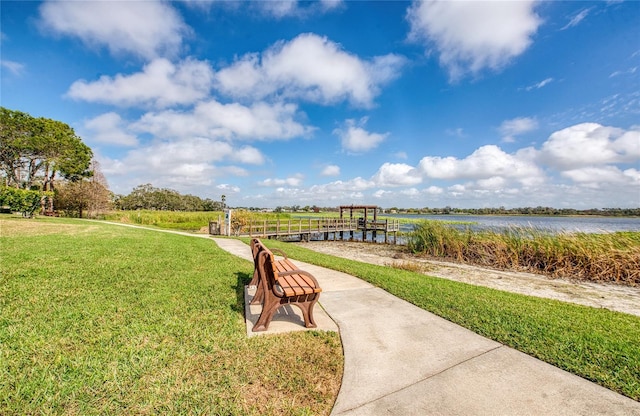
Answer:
[273, 259, 320, 295]
[278, 274, 306, 296]
[274, 263, 306, 295]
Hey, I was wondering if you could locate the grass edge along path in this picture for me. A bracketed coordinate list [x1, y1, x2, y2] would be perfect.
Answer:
[255, 238, 640, 401]
[0, 217, 342, 415]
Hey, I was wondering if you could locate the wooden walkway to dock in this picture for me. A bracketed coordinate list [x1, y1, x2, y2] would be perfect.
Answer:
[212, 217, 401, 243]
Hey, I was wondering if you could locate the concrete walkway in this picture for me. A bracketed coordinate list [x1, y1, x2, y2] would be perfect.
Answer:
[214, 238, 639, 415]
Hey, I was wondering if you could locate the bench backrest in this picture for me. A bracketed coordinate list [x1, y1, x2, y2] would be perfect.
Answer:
[251, 238, 264, 267]
[256, 246, 285, 296]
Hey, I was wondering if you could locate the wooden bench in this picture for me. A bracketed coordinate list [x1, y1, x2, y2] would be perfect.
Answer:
[250, 238, 322, 332]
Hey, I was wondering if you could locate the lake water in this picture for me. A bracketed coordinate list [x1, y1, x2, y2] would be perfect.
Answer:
[390, 214, 640, 233]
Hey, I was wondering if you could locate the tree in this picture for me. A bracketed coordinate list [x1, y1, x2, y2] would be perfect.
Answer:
[0, 108, 93, 213]
[117, 183, 223, 211]
[0, 109, 33, 186]
[55, 160, 111, 218]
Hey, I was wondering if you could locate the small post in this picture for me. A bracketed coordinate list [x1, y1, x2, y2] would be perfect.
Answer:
[224, 209, 232, 236]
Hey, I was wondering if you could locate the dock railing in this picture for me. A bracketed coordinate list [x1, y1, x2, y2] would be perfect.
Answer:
[244, 218, 360, 238]
[210, 216, 401, 242]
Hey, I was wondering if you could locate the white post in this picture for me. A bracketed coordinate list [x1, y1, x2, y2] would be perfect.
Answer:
[225, 209, 232, 236]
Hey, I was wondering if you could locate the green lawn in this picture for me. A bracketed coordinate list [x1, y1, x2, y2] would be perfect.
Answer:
[257, 238, 640, 401]
[0, 217, 342, 415]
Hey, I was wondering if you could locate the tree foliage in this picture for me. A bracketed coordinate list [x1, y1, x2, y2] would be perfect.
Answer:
[55, 161, 112, 218]
[0, 107, 93, 191]
[116, 184, 223, 212]
[0, 187, 53, 217]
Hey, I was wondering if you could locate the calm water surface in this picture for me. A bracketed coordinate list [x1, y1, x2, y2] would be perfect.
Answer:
[390, 214, 640, 233]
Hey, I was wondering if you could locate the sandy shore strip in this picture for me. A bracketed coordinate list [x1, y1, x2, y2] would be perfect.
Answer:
[294, 241, 640, 317]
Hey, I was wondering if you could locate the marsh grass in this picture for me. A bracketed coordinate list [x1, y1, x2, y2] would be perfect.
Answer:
[255, 238, 640, 400]
[1, 216, 342, 415]
[407, 221, 640, 285]
[102, 210, 223, 231]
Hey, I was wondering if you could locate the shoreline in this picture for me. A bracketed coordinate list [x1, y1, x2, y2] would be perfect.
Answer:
[294, 240, 640, 317]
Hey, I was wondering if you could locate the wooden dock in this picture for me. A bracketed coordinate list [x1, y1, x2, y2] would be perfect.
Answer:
[210, 217, 400, 243]
[210, 205, 400, 243]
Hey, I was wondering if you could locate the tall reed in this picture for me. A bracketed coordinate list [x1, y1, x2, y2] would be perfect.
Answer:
[407, 221, 640, 286]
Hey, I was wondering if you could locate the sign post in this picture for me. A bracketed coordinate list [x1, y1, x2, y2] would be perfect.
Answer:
[224, 209, 232, 236]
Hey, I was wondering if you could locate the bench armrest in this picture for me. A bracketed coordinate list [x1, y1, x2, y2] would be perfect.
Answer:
[270, 248, 289, 259]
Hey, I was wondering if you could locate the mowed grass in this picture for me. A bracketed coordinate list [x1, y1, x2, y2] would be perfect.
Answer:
[0, 217, 342, 415]
[256, 238, 640, 401]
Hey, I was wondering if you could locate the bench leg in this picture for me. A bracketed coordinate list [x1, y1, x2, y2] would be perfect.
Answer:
[250, 285, 264, 305]
[252, 294, 320, 332]
[248, 266, 264, 305]
[252, 295, 282, 332]
[296, 295, 319, 329]
[248, 268, 259, 286]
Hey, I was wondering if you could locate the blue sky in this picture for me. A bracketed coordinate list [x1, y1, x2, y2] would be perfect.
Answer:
[1, 0, 639, 209]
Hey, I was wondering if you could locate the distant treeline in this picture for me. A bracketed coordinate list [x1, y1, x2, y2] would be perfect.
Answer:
[396, 206, 640, 217]
[115, 184, 224, 212]
[269, 205, 640, 217]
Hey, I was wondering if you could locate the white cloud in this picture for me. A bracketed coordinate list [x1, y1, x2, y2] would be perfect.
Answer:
[259, 174, 304, 187]
[215, 33, 406, 107]
[84, 112, 138, 146]
[476, 176, 507, 190]
[538, 123, 640, 170]
[561, 8, 593, 30]
[524, 77, 554, 91]
[499, 116, 538, 142]
[321, 165, 341, 176]
[132, 100, 314, 141]
[372, 163, 422, 187]
[256, 0, 343, 18]
[425, 185, 443, 195]
[259, 0, 298, 18]
[561, 166, 639, 187]
[418, 145, 543, 184]
[67, 58, 214, 108]
[319, 0, 343, 11]
[407, 0, 542, 81]
[38, 0, 189, 59]
[610, 66, 638, 78]
[217, 184, 241, 193]
[400, 188, 421, 197]
[372, 189, 391, 198]
[234, 146, 266, 165]
[1, 60, 25, 76]
[310, 177, 375, 194]
[99, 137, 260, 193]
[334, 118, 389, 152]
